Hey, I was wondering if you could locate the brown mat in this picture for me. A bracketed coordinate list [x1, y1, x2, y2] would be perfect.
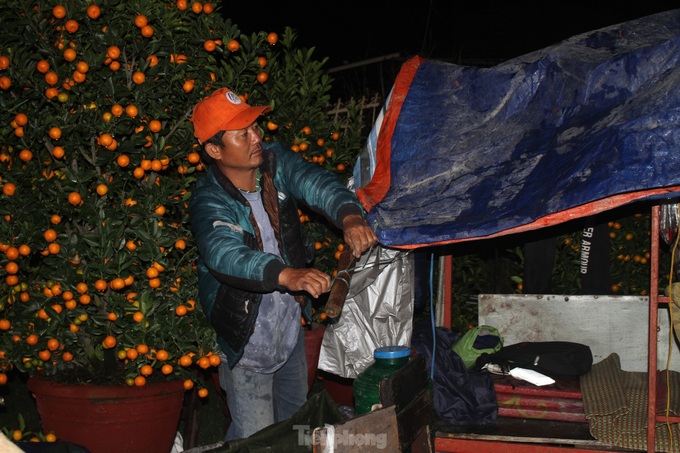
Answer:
[667, 282, 680, 340]
[580, 353, 680, 452]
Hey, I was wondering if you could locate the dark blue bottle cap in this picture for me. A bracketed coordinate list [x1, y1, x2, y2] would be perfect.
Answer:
[374, 345, 410, 359]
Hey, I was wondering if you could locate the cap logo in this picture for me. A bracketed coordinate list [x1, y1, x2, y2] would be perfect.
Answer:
[225, 91, 242, 105]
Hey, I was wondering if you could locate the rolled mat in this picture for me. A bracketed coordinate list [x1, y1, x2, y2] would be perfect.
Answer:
[580, 353, 680, 452]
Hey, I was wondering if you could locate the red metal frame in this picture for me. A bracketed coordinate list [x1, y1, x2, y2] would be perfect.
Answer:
[435, 438, 625, 453]
[648, 205, 660, 453]
[442, 255, 453, 329]
[435, 204, 674, 453]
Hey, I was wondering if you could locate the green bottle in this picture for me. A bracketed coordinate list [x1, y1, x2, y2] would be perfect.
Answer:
[353, 345, 410, 415]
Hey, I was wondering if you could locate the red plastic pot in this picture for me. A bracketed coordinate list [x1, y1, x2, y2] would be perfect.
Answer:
[319, 370, 355, 407]
[27, 376, 184, 453]
[304, 324, 325, 389]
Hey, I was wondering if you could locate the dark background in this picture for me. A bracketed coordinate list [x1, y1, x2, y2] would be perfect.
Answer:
[232, 1, 678, 98]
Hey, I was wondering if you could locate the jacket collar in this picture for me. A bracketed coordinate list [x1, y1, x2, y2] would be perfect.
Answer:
[209, 147, 276, 203]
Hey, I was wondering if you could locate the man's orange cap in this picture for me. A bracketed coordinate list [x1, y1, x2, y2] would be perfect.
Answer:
[190, 87, 271, 143]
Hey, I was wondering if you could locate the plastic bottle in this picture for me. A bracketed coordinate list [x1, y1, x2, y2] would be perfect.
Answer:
[353, 345, 411, 415]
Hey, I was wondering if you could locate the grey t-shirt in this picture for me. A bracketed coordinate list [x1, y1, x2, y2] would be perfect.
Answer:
[235, 189, 301, 373]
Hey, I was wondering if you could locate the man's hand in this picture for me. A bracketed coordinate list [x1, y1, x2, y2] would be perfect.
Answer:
[278, 267, 331, 299]
[342, 214, 377, 258]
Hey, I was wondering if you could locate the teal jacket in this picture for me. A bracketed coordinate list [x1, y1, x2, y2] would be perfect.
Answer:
[189, 142, 364, 367]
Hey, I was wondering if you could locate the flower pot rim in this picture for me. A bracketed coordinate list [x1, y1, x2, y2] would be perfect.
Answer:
[27, 374, 184, 397]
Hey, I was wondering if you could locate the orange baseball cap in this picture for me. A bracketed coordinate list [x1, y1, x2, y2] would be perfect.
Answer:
[190, 87, 271, 143]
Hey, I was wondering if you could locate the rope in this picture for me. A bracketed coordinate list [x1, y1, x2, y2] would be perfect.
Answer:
[664, 203, 679, 451]
[328, 244, 411, 293]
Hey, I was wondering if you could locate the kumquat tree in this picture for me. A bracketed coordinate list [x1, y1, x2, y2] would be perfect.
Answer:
[0, 0, 364, 416]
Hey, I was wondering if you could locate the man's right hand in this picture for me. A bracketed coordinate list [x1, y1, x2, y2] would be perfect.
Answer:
[278, 267, 331, 299]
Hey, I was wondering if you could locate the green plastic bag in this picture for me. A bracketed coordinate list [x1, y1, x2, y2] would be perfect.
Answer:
[452, 325, 503, 370]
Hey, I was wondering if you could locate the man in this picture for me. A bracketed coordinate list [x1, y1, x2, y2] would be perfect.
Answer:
[188, 87, 376, 440]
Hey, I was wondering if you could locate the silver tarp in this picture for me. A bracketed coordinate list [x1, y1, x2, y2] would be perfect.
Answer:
[317, 245, 414, 379]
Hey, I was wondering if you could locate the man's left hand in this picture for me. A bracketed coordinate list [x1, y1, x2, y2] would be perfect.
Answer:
[342, 214, 377, 258]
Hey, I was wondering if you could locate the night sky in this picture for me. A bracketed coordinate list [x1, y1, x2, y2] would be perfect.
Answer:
[230, 1, 679, 97]
[233, 1, 678, 65]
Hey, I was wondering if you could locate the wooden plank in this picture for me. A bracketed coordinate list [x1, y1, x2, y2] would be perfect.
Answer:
[437, 432, 601, 446]
[498, 406, 586, 423]
[313, 406, 400, 452]
[394, 389, 432, 450]
[492, 375, 582, 399]
[378, 354, 433, 451]
[434, 416, 592, 439]
[378, 354, 428, 410]
[434, 436, 634, 453]
[435, 417, 631, 451]
[410, 427, 433, 453]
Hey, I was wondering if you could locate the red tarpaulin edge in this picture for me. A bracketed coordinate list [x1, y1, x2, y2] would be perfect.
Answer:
[357, 56, 425, 211]
[392, 187, 680, 250]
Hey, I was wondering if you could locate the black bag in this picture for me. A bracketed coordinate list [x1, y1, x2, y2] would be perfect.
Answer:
[476, 341, 593, 380]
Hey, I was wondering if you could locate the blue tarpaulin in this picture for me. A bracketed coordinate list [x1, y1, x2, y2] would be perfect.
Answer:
[357, 9, 680, 248]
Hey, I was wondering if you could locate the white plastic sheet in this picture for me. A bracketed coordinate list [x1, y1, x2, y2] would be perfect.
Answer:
[317, 245, 414, 378]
